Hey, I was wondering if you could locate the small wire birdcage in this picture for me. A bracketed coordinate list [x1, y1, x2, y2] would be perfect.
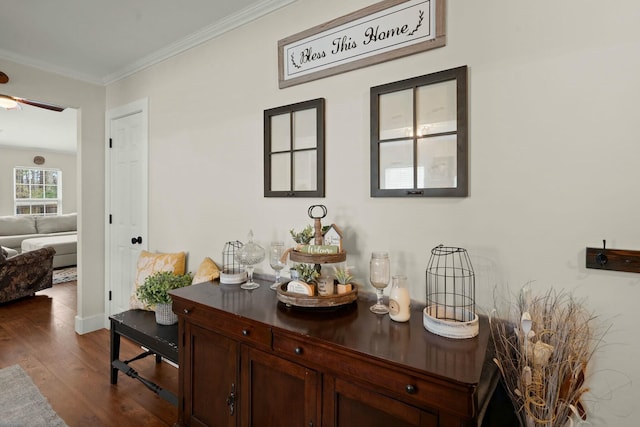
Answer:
[220, 240, 247, 284]
[423, 245, 478, 339]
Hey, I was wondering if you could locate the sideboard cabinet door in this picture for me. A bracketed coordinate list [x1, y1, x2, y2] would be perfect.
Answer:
[240, 346, 320, 427]
[184, 323, 238, 427]
[323, 376, 438, 427]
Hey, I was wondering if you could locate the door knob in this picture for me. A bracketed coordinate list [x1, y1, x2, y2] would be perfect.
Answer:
[131, 236, 142, 244]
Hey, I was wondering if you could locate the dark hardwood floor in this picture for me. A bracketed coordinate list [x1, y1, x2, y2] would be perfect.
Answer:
[0, 281, 178, 426]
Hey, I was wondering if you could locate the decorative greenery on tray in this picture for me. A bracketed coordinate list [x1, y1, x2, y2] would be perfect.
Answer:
[333, 266, 353, 285]
[289, 224, 331, 246]
[294, 263, 320, 284]
[290, 225, 314, 245]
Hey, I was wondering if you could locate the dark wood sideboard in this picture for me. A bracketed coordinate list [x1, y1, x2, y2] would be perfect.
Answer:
[170, 279, 499, 427]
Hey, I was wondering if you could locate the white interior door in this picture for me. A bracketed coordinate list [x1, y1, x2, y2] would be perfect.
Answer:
[106, 99, 148, 317]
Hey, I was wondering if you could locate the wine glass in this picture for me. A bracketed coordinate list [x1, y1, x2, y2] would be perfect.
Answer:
[269, 241, 286, 290]
[236, 231, 265, 290]
[369, 251, 390, 314]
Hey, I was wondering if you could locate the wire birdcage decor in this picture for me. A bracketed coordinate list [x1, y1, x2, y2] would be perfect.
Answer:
[220, 240, 247, 284]
[423, 245, 479, 339]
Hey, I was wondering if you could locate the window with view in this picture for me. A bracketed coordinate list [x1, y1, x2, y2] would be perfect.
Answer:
[14, 167, 62, 215]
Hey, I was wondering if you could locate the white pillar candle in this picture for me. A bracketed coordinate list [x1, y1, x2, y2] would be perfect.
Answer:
[389, 275, 410, 322]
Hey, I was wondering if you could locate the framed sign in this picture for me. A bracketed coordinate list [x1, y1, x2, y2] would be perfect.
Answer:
[278, 0, 445, 89]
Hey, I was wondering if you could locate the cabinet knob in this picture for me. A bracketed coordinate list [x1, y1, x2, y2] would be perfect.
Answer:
[294, 347, 303, 355]
[405, 384, 416, 394]
[242, 329, 250, 336]
[183, 308, 190, 314]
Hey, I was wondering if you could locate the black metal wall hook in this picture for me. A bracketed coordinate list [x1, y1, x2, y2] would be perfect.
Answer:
[586, 241, 640, 273]
[596, 239, 608, 266]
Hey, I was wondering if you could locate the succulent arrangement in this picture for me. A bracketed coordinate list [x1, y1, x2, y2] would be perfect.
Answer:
[333, 266, 353, 285]
[136, 271, 193, 305]
[294, 263, 320, 284]
[289, 225, 314, 245]
[289, 224, 331, 245]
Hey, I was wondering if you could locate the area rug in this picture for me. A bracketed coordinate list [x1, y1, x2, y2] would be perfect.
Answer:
[0, 365, 68, 427]
[53, 266, 77, 284]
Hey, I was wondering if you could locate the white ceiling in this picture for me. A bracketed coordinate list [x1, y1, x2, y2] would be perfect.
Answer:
[0, 0, 294, 153]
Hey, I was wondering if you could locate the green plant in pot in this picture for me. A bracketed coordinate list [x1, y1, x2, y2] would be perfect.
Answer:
[136, 271, 193, 325]
[289, 225, 314, 245]
[333, 266, 354, 294]
[294, 263, 320, 284]
[289, 224, 332, 246]
[333, 266, 353, 285]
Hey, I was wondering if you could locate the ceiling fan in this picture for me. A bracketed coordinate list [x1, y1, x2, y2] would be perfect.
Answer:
[0, 71, 65, 112]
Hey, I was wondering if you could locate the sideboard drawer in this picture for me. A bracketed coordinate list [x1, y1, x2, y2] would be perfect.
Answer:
[273, 331, 326, 363]
[273, 330, 473, 416]
[174, 299, 271, 348]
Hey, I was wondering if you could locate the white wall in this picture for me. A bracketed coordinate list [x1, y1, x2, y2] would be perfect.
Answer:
[105, 0, 639, 423]
[0, 58, 106, 333]
[0, 147, 77, 216]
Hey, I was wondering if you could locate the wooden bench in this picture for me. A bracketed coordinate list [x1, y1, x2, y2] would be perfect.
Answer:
[109, 309, 178, 406]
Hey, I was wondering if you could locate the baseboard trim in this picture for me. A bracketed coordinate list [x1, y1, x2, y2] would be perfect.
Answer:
[74, 313, 105, 334]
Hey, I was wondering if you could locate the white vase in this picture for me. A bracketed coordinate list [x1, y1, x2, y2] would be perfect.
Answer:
[155, 302, 178, 325]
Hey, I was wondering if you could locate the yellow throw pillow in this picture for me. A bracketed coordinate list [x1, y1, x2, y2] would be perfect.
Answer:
[130, 250, 186, 310]
[192, 257, 220, 284]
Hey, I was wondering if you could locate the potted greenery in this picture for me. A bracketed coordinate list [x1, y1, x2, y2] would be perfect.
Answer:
[136, 271, 193, 325]
[285, 263, 321, 296]
[289, 225, 314, 246]
[289, 224, 332, 247]
[294, 263, 320, 284]
[333, 266, 354, 294]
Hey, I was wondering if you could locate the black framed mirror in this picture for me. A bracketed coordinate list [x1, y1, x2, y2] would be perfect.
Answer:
[370, 66, 468, 197]
[264, 98, 325, 197]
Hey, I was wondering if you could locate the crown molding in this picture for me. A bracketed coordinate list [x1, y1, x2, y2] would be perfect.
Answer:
[0, 0, 296, 86]
[0, 47, 102, 85]
[103, 0, 296, 85]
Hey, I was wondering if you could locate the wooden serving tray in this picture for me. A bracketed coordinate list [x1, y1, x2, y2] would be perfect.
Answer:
[276, 282, 357, 309]
[289, 250, 347, 264]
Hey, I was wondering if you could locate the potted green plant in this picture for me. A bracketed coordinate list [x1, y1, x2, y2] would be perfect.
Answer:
[294, 263, 320, 284]
[285, 263, 321, 296]
[289, 225, 314, 246]
[136, 271, 193, 325]
[289, 224, 332, 247]
[333, 266, 354, 294]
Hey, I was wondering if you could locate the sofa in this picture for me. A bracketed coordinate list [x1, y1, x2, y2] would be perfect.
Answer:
[0, 246, 55, 304]
[0, 213, 77, 268]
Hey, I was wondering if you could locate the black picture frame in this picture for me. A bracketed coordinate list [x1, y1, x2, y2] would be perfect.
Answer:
[264, 98, 325, 198]
[370, 66, 468, 197]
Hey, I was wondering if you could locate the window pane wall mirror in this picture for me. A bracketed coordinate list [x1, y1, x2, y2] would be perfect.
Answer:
[370, 66, 468, 197]
[264, 98, 325, 197]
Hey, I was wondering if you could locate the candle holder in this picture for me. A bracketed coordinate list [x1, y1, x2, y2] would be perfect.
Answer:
[424, 245, 478, 338]
[220, 240, 247, 284]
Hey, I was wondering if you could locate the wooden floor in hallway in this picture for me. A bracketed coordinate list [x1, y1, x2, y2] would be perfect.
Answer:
[0, 280, 178, 427]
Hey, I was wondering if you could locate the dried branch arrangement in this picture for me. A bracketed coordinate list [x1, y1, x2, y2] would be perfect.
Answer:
[490, 287, 604, 427]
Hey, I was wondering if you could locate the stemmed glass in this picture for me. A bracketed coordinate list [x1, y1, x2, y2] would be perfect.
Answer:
[269, 241, 286, 290]
[369, 251, 390, 314]
[236, 230, 265, 290]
